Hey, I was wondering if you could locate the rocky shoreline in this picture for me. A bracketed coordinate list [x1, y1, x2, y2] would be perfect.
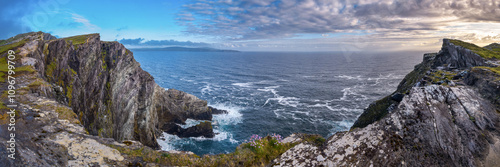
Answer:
[1, 32, 499, 166]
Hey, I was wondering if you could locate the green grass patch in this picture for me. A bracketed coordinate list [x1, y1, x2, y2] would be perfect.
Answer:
[63, 33, 97, 48]
[302, 134, 326, 147]
[55, 106, 79, 124]
[484, 43, 500, 52]
[449, 39, 500, 59]
[28, 78, 49, 88]
[0, 57, 36, 82]
[428, 70, 456, 84]
[45, 61, 57, 78]
[110, 134, 297, 166]
[473, 66, 500, 78]
[352, 96, 393, 129]
[0, 39, 29, 55]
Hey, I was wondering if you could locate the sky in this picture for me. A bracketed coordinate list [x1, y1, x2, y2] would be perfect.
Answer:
[1, 0, 500, 52]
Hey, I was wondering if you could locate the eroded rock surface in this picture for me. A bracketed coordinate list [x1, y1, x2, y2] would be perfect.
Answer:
[0, 32, 216, 149]
[274, 39, 500, 166]
[274, 85, 500, 166]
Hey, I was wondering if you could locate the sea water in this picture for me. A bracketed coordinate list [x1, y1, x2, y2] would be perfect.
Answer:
[132, 50, 423, 155]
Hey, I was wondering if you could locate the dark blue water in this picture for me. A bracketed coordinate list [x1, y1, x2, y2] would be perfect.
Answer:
[132, 50, 423, 155]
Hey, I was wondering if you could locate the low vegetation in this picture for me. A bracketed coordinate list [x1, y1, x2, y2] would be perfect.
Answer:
[449, 39, 500, 59]
[484, 43, 500, 52]
[0, 56, 36, 82]
[111, 134, 298, 166]
[473, 66, 500, 77]
[351, 96, 393, 129]
[63, 34, 97, 48]
[34, 103, 80, 124]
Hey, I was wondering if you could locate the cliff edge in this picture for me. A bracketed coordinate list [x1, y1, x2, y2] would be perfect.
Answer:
[273, 39, 500, 166]
[0, 32, 218, 161]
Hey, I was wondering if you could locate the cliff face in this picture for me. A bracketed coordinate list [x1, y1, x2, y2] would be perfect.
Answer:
[1, 32, 214, 149]
[273, 39, 500, 166]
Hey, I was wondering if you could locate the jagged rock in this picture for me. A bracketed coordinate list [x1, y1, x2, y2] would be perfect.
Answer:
[208, 106, 228, 114]
[162, 121, 215, 138]
[275, 39, 500, 166]
[0, 32, 214, 148]
[433, 39, 491, 69]
[274, 85, 500, 166]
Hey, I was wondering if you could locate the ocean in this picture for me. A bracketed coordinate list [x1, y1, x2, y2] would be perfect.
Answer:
[132, 50, 424, 155]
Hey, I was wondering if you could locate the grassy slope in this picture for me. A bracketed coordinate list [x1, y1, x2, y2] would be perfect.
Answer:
[449, 39, 500, 59]
[107, 135, 325, 166]
[484, 43, 500, 52]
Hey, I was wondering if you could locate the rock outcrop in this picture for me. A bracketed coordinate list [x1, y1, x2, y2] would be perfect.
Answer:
[163, 121, 215, 138]
[0, 32, 216, 149]
[273, 39, 500, 166]
[2, 32, 500, 166]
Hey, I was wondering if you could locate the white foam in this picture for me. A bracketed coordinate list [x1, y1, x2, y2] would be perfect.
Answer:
[232, 82, 253, 87]
[158, 103, 243, 152]
[339, 85, 368, 101]
[178, 119, 205, 129]
[210, 103, 243, 125]
[201, 84, 213, 95]
[267, 96, 301, 107]
[336, 75, 363, 80]
[157, 133, 181, 151]
[337, 120, 354, 129]
[291, 110, 310, 116]
[258, 86, 301, 107]
[273, 109, 286, 118]
[180, 78, 196, 83]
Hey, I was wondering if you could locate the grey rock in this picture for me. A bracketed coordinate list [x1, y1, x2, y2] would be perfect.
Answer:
[274, 85, 500, 166]
[433, 39, 491, 69]
[4, 32, 214, 148]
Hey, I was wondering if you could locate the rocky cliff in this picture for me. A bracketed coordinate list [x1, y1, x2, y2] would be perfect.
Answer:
[0, 32, 217, 150]
[273, 39, 500, 166]
[2, 32, 499, 166]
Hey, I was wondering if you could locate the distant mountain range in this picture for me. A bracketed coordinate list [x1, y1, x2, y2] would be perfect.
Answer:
[131, 46, 239, 52]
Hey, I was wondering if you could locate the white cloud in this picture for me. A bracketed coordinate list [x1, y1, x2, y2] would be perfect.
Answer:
[177, 0, 500, 51]
[70, 13, 100, 30]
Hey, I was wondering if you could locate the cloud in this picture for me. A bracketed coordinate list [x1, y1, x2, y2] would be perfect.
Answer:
[117, 38, 211, 48]
[70, 13, 100, 30]
[177, 0, 500, 42]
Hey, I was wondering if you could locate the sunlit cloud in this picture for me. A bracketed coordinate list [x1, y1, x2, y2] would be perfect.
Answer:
[177, 0, 500, 51]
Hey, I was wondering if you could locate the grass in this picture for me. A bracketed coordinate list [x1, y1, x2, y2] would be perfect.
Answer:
[55, 106, 79, 124]
[0, 57, 36, 82]
[428, 70, 456, 84]
[110, 134, 298, 166]
[449, 39, 500, 59]
[34, 103, 80, 124]
[473, 66, 500, 78]
[45, 61, 57, 79]
[484, 43, 500, 52]
[27, 78, 50, 88]
[0, 32, 36, 46]
[0, 39, 29, 55]
[351, 96, 393, 129]
[302, 134, 326, 147]
[63, 34, 98, 48]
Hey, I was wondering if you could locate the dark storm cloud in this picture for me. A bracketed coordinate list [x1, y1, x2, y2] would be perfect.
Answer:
[177, 0, 500, 40]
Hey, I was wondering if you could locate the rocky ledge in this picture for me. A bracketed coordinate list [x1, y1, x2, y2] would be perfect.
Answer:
[1, 32, 499, 166]
[0, 32, 227, 166]
[272, 39, 500, 166]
